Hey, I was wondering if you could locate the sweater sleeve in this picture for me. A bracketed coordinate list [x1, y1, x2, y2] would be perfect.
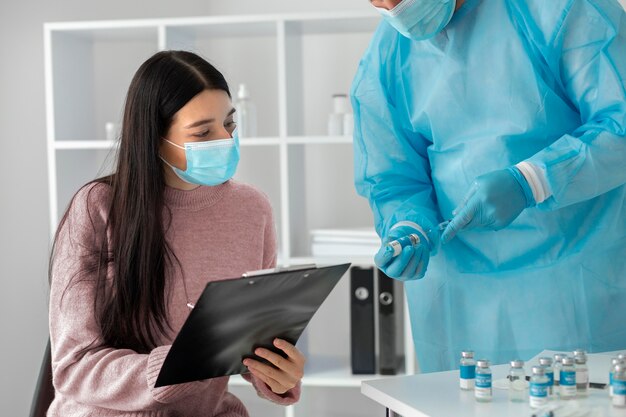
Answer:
[262, 198, 278, 269]
[49, 184, 215, 411]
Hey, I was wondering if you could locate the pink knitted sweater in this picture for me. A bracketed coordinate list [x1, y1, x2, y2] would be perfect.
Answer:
[48, 180, 300, 416]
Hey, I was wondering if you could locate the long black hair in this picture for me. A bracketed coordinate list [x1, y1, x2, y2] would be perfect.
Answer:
[50, 51, 231, 353]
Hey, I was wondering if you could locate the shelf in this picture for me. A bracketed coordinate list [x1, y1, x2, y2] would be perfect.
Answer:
[53, 136, 353, 149]
[165, 21, 276, 39]
[240, 137, 282, 146]
[45, 11, 379, 35]
[228, 356, 405, 388]
[55, 140, 119, 150]
[285, 14, 379, 35]
[45, 22, 159, 41]
[286, 135, 352, 145]
[53, 138, 281, 149]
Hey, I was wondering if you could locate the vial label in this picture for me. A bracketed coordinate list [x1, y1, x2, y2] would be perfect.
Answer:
[530, 396, 548, 408]
[459, 378, 474, 391]
[475, 373, 492, 399]
[576, 369, 589, 390]
[546, 372, 554, 396]
[475, 386, 492, 400]
[561, 370, 576, 386]
[530, 383, 548, 398]
[460, 378, 475, 390]
[476, 373, 492, 388]
[610, 372, 614, 397]
[560, 371, 576, 398]
[613, 381, 626, 407]
[460, 365, 476, 379]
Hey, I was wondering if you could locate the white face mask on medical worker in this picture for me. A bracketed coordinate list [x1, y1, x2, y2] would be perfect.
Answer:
[161, 129, 240, 187]
[376, 0, 457, 41]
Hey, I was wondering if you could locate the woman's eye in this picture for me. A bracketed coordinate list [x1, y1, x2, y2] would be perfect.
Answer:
[226, 121, 237, 128]
[194, 130, 210, 138]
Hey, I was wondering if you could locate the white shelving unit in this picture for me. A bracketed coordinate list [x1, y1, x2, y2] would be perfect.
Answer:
[44, 12, 416, 417]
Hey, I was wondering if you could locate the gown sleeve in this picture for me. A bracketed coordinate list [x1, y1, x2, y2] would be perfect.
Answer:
[525, 0, 626, 210]
[351, 24, 441, 245]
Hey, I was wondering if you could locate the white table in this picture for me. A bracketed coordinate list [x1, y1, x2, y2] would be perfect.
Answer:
[362, 351, 626, 417]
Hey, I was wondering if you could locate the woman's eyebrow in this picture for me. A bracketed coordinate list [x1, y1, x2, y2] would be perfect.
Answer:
[185, 119, 214, 129]
[185, 109, 236, 129]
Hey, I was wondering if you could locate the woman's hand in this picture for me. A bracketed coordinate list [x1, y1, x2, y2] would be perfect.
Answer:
[243, 338, 305, 395]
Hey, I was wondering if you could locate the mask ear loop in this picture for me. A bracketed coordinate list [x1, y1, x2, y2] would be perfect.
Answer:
[159, 138, 187, 175]
[162, 137, 185, 150]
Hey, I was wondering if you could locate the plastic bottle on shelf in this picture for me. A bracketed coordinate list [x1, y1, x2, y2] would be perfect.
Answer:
[328, 94, 350, 136]
[234, 84, 257, 138]
[105, 122, 119, 141]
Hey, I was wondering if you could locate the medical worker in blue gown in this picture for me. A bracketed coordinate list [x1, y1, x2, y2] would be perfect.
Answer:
[352, 0, 626, 372]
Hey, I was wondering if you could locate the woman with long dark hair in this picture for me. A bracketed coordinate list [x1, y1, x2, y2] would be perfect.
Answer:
[48, 50, 303, 416]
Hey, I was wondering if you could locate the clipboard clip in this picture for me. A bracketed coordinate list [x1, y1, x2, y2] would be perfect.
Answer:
[242, 264, 317, 278]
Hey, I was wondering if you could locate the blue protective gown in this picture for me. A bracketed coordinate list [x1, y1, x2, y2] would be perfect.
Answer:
[352, 0, 626, 372]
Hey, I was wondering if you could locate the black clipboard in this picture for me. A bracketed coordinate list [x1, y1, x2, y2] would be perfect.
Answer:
[155, 263, 351, 387]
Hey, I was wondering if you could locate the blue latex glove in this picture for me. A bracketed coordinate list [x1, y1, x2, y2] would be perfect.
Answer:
[374, 225, 432, 281]
[442, 167, 534, 244]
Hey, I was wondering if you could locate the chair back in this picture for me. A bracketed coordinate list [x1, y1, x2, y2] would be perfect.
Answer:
[29, 339, 54, 417]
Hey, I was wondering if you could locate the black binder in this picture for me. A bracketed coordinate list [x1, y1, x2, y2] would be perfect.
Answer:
[377, 270, 404, 375]
[350, 266, 376, 374]
[155, 263, 351, 387]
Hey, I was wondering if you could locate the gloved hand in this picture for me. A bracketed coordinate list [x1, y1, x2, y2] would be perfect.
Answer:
[374, 225, 432, 281]
[441, 167, 533, 244]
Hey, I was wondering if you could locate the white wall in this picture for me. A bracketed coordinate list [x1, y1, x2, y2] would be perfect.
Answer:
[0, 1, 366, 415]
[2, 0, 626, 415]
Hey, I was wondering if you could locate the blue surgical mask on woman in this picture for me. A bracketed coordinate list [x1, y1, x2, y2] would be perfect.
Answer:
[161, 130, 240, 186]
[376, 0, 457, 41]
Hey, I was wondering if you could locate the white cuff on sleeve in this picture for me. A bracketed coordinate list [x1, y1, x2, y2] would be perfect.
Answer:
[390, 221, 430, 245]
[516, 161, 552, 204]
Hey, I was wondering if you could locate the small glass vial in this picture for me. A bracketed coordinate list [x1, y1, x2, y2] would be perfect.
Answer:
[538, 357, 554, 399]
[460, 351, 476, 390]
[560, 356, 577, 400]
[610, 358, 622, 397]
[553, 353, 566, 390]
[475, 359, 492, 402]
[529, 366, 549, 408]
[613, 363, 626, 408]
[573, 350, 588, 397]
[508, 359, 527, 402]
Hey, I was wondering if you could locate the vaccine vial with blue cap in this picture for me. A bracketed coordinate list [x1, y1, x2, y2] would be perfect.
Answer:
[560, 357, 576, 399]
[459, 351, 475, 390]
[475, 360, 492, 402]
